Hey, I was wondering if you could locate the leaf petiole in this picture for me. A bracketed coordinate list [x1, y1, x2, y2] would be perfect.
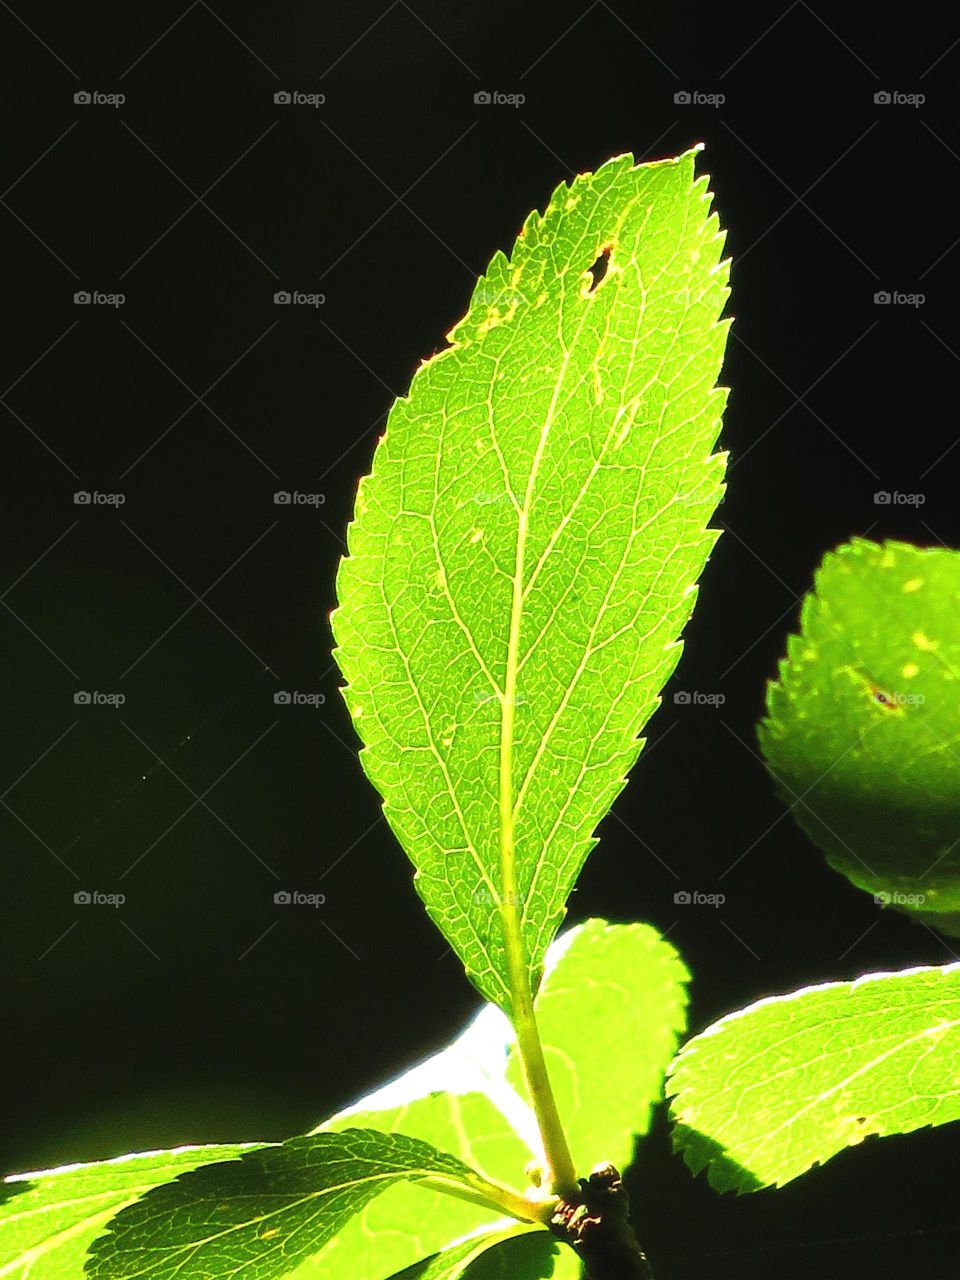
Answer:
[419, 1172, 555, 1226]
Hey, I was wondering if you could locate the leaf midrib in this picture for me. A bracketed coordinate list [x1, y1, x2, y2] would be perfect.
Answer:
[100, 1164, 484, 1279]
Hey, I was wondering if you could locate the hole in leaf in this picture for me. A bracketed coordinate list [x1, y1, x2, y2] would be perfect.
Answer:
[586, 245, 612, 293]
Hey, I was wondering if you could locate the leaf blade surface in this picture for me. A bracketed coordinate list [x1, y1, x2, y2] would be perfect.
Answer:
[86, 1130, 497, 1280]
[669, 962, 960, 1189]
[334, 150, 730, 1007]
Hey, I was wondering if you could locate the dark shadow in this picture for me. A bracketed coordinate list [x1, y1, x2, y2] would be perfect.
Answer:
[669, 1124, 766, 1195]
[0, 1178, 34, 1207]
[390, 1230, 565, 1279]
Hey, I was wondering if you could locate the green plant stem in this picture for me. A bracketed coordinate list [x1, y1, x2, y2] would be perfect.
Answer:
[419, 1174, 548, 1225]
[499, 493, 579, 1202]
[500, 898, 578, 1199]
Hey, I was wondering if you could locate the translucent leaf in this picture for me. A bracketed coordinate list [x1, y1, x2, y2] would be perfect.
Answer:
[0, 1144, 253, 1280]
[297, 920, 685, 1279]
[382, 1226, 572, 1280]
[668, 962, 960, 1190]
[69, 923, 683, 1280]
[505, 919, 689, 1173]
[300, 1097, 528, 1280]
[759, 537, 960, 934]
[85, 1131, 503, 1280]
[333, 148, 730, 1010]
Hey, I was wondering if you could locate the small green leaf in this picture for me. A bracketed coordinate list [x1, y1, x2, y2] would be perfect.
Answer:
[301, 1096, 530, 1280]
[668, 962, 960, 1190]
[297, 920, 686, 1279]
[85, 1131, 503, 1280]
[333, 148, 730, 1011]
[506, 919, 689, 1173]
[382, 1226, 568, 1280]
[383, 1234, 497, 1280]
[0, 1144, 254, 1280]
[456, 1232, 578, 1280]
[759, 537, 960, 934]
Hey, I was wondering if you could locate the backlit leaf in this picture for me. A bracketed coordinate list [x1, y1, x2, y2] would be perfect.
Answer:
[85, 1130, 502, 1280]
[382, 1226, 569, 1280]
[296, 920, 686, 1279]
[505, 919, 689, 1173]
[669, 962, 960, 1190]
[333, 148, 730, 1010]
[0, 1144, 254, 1280]
[759, 538, 960, 934]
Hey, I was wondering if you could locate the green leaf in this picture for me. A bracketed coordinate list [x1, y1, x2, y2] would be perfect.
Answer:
[759, 537, 960, 934]
[668, 961, 960, 1190]
[301, 1096, 531, 1280]
[382, 1233, 501, 1280]
[0, 1144, 254, 1280]
[333, 147, 730, 1010]
[454, 1232, 577, 1280]
[382, 1226, 568, 1280]
[295, 920, 685, 1280]
[85, 1130, 506, 1280]
[77, 921, 683, 1280]
[506, 919, 689, 1174]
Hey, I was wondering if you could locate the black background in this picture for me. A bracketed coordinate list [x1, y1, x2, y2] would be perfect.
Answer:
[3, 3, 959, 1277]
